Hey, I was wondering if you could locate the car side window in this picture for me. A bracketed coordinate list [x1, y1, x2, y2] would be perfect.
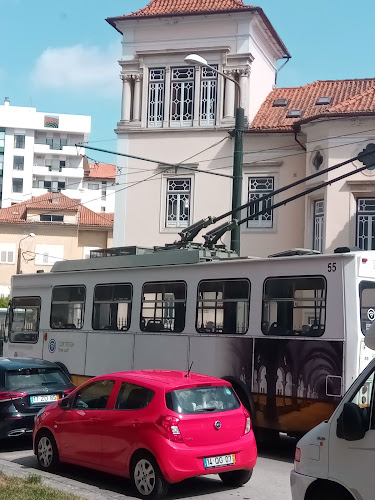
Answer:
[115, 382, 155, 410]
[72, 380, 115, 410]
[350, 370, 375, 430]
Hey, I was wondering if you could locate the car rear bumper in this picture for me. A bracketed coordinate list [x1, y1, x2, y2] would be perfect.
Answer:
[156, 430, 257, 483]
[290, 470, 316, 500]
[0, 415, 35, 439]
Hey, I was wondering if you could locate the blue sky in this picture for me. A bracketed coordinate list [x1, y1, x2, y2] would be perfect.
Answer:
[1, 0, 375, 163]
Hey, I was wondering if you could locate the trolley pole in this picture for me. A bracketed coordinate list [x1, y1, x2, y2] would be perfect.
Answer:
[231, 106, 244, 256]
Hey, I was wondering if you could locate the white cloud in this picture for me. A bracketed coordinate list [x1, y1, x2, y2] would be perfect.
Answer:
[30, 43, 121, 97]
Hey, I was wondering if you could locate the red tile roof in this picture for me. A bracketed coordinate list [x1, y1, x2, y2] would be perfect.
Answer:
[0, 192, 113, 228]
[251, 78, 375, 132]
[106, 2, 290, 57]
[121, 0, 251, 17]
[87, 163, 116, 180]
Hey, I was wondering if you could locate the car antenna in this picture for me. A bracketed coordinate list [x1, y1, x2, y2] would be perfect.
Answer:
[185, 361, 193, 378]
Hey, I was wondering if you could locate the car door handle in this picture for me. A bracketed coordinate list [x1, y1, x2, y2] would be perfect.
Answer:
[131, 419, 141, 427]
[90, 417, 100, 422]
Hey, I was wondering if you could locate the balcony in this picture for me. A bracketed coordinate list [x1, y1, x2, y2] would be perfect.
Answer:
[33, 166, 84, 178]
[34, 142, 82, 157]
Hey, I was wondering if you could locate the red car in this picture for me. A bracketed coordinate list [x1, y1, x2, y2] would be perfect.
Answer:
[33, 370, 257, 499]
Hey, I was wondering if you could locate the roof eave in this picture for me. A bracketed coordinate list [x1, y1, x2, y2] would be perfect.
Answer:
[294, 111, 375, 127]
[106, 6, 291, 57]
[247, 127, 294, 134]
[254, 7, 291, 58]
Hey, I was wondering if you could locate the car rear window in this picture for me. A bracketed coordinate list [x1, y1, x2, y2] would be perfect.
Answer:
[5, 368, 70, 391]
[166, 385, 241, 414]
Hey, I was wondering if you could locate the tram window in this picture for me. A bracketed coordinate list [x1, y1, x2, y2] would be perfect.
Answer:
[140, 281, 186, 333]
[262, 276, 326, 337]
[359, 281, 375, 334]
[93, 283, 132, 331]
[50, 285, 85, 329]
[196, 279, 250, 334]
[9, 297, 40, 343]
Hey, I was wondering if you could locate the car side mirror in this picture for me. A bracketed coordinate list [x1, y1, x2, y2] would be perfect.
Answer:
[58, 397, 71, 410]
[337, 402, 367, 441]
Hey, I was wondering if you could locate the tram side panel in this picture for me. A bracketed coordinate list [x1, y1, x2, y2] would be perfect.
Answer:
[252, 337, 343, 433]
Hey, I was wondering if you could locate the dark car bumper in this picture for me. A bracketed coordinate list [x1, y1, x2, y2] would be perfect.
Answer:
[0, 415, 35, 439]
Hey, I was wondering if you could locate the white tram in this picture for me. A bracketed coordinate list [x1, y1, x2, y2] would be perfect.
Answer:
[4, 246, 375, 435]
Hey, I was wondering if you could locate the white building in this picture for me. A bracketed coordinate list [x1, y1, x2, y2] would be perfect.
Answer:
[107, 0, 291, 252]
[82, 162, 116, 213]
[107, 0, 375, 257]
[0, 99, 115, 214]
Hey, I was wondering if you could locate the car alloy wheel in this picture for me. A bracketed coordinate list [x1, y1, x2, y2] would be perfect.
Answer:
[36, 432, 59, 471]
[38, 436, 53, 468]
[134, 459, 156, 496]
[131, 453, 168, 499]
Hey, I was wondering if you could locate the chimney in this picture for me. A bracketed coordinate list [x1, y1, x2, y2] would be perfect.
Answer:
[82, 155, 91, 178]
[51, 192, 60, 204]
[4, 97, 10, 106]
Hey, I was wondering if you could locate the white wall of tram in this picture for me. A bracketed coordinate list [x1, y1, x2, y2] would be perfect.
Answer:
[5, 253, 368, 378]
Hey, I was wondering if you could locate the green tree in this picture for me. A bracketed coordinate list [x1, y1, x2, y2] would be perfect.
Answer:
[0, 296, 9, 308]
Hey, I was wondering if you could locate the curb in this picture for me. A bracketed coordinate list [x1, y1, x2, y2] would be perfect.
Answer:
[0, 456, 133, 500]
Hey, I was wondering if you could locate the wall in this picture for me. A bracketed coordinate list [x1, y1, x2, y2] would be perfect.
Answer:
[81, 179, 116, 213]
[0, 225, 112, 296]
[114, 128, 305, 257]
[302, 116, 375, 253]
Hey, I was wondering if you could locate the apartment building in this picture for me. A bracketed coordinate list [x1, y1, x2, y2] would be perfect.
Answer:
[0, 100, 116, 215]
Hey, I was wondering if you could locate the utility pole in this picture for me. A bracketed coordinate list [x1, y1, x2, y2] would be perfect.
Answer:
[231, 106, 244, 255]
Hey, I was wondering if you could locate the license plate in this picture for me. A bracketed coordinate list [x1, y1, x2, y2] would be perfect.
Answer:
[30, 394, 59, 404]
[203, 454, 236, 469]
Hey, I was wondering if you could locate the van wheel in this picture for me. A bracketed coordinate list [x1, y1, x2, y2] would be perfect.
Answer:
[36, 431, 59, 471]
[219, 469, 253, 487]
[307, 482, 354, 500]
[131, 452, 169, 500]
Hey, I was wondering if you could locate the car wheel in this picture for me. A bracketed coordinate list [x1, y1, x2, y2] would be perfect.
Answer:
[131, 453, 168, 500]
[36, 432, 59, 471]
[219, 469, 253, 487]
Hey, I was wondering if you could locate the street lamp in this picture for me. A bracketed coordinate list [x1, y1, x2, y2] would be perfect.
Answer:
[185, 54, 244, 255]
[16, 233, 35, 274]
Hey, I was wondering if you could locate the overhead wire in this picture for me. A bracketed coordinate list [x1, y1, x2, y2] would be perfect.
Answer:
[4, 127, 375, 226]
[190, 124, 375, 167]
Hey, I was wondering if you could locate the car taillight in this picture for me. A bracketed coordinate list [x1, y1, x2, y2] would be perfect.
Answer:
[244, 408, 251, 434]
[158, 415, 184, 443]
[0, 391, 27, 402]
[295, 447, 301, 462]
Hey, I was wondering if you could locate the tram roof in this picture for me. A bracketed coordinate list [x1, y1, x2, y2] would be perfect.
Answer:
[48, 245, 358, 274]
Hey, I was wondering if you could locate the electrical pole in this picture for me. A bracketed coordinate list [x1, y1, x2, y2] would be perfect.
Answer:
[231, 106, 244, 255]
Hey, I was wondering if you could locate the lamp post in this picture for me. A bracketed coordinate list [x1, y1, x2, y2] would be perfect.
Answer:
[185, 54, 244, 255]
[16, 233, 35, 274]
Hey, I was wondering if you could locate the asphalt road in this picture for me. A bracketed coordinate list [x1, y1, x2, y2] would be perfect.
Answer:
[0, 436, 295, 500]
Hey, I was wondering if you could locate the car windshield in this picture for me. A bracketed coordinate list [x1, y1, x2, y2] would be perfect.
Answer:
[166, 385, 240, 414]
[5, 368, 70, 391]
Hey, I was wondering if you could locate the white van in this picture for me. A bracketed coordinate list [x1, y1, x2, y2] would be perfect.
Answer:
[290, 326, 375, 500]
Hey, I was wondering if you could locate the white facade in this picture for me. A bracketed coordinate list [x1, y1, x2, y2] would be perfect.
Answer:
[109, 8, 290, 253]
[0, 100, 113, 213]
[109, 5, 375, 258]
[81, 178, 116, 213]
